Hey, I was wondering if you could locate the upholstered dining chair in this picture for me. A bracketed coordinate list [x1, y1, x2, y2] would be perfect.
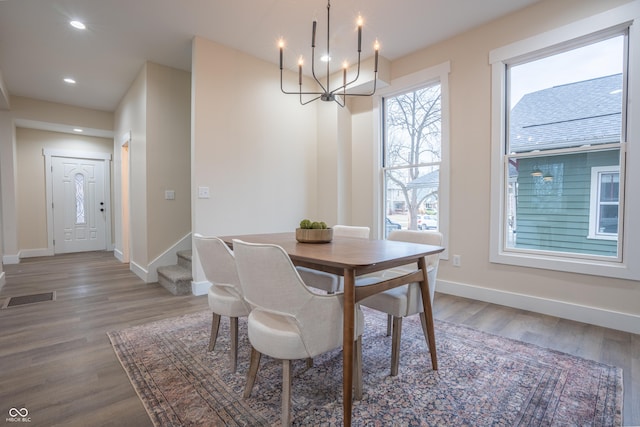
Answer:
[232, 239, 365, 427]
[296, 225, 371, 294]
[193, 234, 251, 373]
[359, 229, 443, 376]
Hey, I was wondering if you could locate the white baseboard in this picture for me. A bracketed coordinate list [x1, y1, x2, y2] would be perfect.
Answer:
[114, 248, 125, 262]
[20, 247, 54, 258]
[437, 279, 640, 335]
[191, 280, 210, 296]
[2, 253, 20, 264]
[130, 261, 149, 283]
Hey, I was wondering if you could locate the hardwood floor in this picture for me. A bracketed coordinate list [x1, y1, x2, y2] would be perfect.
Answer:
[0, 251, 638, 426]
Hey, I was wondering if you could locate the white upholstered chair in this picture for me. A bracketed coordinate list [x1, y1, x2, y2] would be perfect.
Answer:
[296, 225, 370, 294]
[233, 239, 365, 426]
[360, 229, 443, 376]
[193, 234, 251, 373]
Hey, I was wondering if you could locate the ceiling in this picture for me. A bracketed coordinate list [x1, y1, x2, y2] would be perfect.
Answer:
[0, 0, 540, 113]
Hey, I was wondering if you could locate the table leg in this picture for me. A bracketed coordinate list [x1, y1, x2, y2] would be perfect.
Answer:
[418, 257, 438, 370]
[343, 268, 355, 427]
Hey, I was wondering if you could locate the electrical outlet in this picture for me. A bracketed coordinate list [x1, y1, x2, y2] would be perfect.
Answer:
[452, 254, 461, 267]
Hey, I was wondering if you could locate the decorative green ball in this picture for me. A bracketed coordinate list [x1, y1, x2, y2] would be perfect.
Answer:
[319, 221, 327, 229]
[299, 219, 312, 229]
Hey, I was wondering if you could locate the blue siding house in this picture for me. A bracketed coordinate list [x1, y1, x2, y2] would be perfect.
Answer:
[508, 74, 622, 256]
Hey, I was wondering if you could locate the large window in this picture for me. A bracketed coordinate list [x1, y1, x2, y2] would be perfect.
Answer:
[506, 35, 624, 259]
[490, 3, 640, 280]
[379, 63, 450, 244]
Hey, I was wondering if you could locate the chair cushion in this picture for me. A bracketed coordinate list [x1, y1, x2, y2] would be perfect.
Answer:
[360, 285, 409, 316]
[247, 309, 311, 360]
[208, 285, 251, 317]
[296, 266, 341, 293]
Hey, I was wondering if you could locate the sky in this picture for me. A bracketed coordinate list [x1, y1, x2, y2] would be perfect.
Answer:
[509, 35, 624, 107]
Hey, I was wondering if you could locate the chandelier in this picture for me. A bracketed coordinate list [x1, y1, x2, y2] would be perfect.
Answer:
[278, 0, 379, 107]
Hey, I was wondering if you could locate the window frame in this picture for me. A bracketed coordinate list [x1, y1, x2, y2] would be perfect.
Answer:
[373, 62, 451, 257]
[588, 165, 620, 241]
[489, 1, 640, 280]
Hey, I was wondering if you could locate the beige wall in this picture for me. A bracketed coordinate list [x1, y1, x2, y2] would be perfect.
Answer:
[113, 62, 191, 270]
[190, 37, 318, 281]
[1, 97, 114, 264]
[10, 96, 113, 131]
[349, 0, 640, 330]
[15, 128, 113, 251]
[114, 64, 147, 266]
[146, 63, 191, 262]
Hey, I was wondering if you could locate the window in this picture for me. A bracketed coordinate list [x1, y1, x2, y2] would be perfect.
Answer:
[589, 166, 619, 239]
[378, 62, 450, 244]
[490, 2, 640, 280]
[75, 173, 86, 224]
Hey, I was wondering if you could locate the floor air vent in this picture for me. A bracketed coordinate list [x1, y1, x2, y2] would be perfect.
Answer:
[2, 291, 56, 309]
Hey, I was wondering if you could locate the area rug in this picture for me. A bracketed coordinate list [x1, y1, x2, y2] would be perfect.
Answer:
[108, 309, 622, 426]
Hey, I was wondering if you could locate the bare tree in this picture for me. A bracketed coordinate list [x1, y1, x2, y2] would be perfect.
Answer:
[385, 84, 442, 230]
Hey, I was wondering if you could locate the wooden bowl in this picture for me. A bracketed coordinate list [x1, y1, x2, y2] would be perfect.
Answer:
[295, 228, 333, 243]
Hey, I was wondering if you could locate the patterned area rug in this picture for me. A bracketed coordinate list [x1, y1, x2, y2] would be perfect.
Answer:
[108, 309, 622, 426]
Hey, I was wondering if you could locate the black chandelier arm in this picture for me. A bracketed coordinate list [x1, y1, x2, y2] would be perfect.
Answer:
[310, 45, 328, 93]
[299, 94, 323, 105]
[280, 70, 326, 96]
[328, 52, 363, 96]
[332, 72, 379, 98]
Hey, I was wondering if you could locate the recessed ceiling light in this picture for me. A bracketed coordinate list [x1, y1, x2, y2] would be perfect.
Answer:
[70, 20, 86, 30]
[64, 77, 76, 84]
[320, 54, 331, 62]
[73, 128, 83, 133]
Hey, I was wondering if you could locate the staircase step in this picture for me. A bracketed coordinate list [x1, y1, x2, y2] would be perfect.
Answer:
[157, 264, 192, 296]
[177, 250, 192, 270]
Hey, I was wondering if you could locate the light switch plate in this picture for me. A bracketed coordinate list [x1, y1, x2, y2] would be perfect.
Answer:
[198, 186, 210, 199]
[165, 190, 175, 200]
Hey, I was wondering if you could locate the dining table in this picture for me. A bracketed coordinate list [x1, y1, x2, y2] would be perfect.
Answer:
[220, 231, 445, 427]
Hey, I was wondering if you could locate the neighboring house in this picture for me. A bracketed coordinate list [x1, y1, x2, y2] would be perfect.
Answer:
[508, 74, 622, 256]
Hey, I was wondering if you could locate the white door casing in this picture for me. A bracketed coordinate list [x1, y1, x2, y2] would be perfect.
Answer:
[44, 149, 112, 255]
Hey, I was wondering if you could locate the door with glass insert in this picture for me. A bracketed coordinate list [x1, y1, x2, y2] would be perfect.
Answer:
[52, 157, 107, 253]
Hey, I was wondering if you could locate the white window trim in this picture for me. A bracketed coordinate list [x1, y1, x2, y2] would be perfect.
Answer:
[588, 166, 620, 241]
[489, 1, 640, 280]
[372, 61, 451, 259]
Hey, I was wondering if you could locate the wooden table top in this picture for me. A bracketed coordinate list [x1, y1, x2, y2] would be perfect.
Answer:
[220, 232, 444, 275]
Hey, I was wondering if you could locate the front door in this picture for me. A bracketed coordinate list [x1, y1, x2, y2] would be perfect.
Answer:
[52, 157, 107, 253]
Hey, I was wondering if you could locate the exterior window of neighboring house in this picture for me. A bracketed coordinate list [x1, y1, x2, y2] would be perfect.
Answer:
[589, 166, 620, 239]
[379, 62, 450, 243]
[489, 3, 640, 280]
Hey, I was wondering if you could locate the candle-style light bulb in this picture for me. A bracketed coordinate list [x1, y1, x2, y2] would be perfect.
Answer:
[343, 61, 348, 86]
[278, 39, 285, 70]
[357, 16, 363, 52]
[374, 39, 380, 72]
[298, 56, 303, 85]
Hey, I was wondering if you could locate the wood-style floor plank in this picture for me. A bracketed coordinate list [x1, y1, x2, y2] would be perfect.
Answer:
[1, 251, 637, 425]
